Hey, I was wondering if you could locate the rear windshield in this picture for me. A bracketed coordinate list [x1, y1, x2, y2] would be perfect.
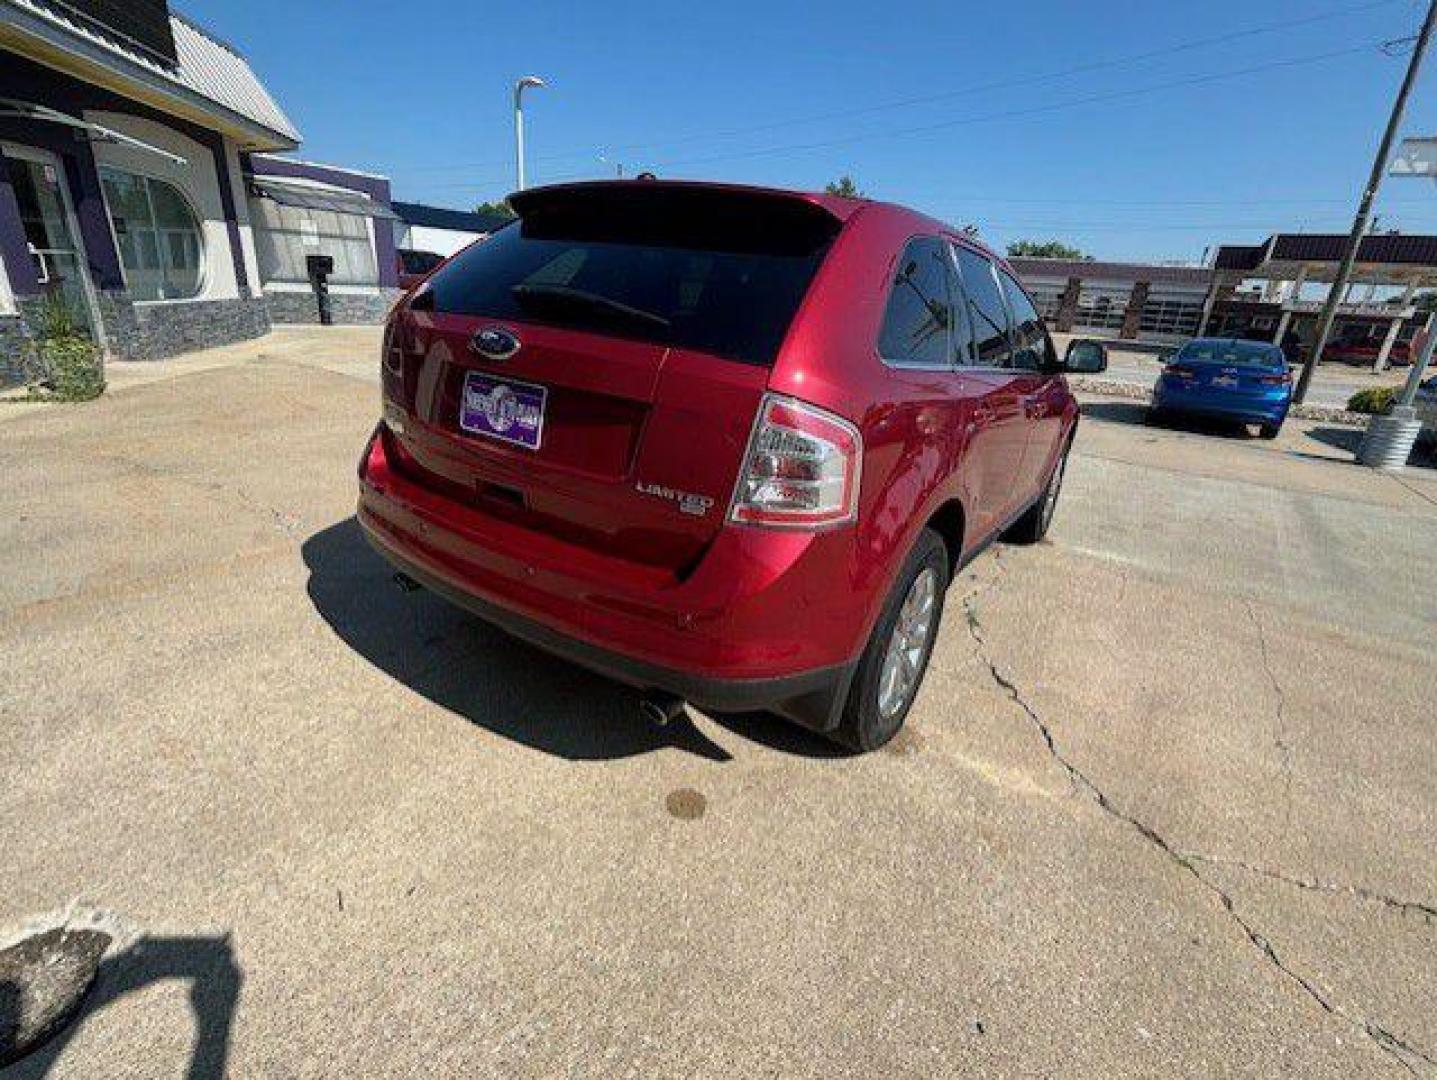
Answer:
[1176, 340, 1286, 367]
[420, 188, 838, 366]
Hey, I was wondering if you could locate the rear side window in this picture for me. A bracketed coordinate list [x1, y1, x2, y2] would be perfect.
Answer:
[953, 245, 1011, 367]
[421, 188, 837, 367]
[877, 237, 956, 367]
[998, 269, 1056, 371]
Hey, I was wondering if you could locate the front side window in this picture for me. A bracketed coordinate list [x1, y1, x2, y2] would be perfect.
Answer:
[998, 269, 1056, 371]
[100, 168, 203, 301]
[953, 245, 1012, 367]
[877, 237, 956, 367]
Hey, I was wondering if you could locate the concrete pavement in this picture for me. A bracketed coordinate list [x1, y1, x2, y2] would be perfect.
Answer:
[1, 328, 1434, 1077]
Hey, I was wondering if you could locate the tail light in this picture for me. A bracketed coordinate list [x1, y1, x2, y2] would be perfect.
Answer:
[381, 306, 418, 414]
[382, 316, 403, 376]
[1259, 372, 1292, 386]
[729, 394, 862, 529]
[1166, 364, 1195, 379]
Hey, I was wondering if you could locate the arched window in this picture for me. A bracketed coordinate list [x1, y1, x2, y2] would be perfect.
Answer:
[99, 167, 204, 301]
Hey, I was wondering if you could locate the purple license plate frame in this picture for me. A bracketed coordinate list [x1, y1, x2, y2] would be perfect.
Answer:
[459, 371, 548, 450]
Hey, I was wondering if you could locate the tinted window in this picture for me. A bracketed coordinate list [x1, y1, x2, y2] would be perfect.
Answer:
[877, 237, 956, 367]
[998, 269, 1056, 371]
[953, 246, 1011, 366]
[423, 196, 836, 367]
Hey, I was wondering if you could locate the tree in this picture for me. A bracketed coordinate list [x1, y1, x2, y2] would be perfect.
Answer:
[1006, 239, 1086, 259]
[824, 175, 865, 198]
[474, 199, 516, 220]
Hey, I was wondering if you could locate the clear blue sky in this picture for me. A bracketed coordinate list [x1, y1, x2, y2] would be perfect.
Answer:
[179, 0, 1437, 262]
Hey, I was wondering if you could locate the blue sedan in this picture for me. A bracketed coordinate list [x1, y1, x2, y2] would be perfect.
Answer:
[1150, 338, 1293, 439]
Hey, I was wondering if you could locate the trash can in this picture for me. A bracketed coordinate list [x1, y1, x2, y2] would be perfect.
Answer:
[306, 254, 335, 326]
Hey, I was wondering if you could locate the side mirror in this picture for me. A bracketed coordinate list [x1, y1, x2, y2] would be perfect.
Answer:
[1065, 338, 1108, 374]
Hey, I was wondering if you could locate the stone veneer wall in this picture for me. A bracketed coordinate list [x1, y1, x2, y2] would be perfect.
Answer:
[1, 309, 38, 388]
[98, 295, 271, 360]
[263, 288, 404, 326]
[0, 294, 271, 387]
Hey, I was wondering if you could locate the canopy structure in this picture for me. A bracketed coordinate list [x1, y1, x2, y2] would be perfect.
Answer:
[0, 96, 187, 165]
[250, 175, 398, 220]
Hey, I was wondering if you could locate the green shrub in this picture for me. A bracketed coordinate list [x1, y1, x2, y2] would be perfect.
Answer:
[32, 293, 104, 402]
[40, 335, 105, 401]
[1346, 386, 1398, 414]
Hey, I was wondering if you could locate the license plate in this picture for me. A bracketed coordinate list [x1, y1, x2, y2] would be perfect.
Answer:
[459, 372, 547, 450]
[1212, 375, 1238, 387]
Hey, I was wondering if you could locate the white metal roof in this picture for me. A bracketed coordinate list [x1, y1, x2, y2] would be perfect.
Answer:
[0, 0, 301, 148]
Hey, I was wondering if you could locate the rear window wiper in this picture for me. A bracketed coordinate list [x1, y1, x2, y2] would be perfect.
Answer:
[511, 283, 671, 332]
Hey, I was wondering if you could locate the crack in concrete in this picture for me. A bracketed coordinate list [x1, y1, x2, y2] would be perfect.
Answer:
[1244, 599, 1296, 829]
[1180, 853, 1437, 927]
[961, 588, 1433, 1077]
[90, 449, 301, 539]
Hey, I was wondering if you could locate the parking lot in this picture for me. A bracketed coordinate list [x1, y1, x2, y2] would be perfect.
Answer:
[2, 326, 1435, 1077]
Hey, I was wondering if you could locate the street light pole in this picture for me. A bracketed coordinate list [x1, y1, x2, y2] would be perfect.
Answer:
[513, 75, 546, 191]
[1294, 0, 1437, 404]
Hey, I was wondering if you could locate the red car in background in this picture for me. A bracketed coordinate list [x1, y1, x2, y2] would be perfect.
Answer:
[396, 247, 445, 292]
[1321, 324, 1414, 366]
[359, 180, 1105, 751]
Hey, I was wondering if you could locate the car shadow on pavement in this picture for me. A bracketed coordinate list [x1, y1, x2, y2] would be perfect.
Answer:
[4, 934, 240, 1080]
[1306, 425, 1363, 453]
[303, 518, 845, 762]
[1080, 400, 1256, 439]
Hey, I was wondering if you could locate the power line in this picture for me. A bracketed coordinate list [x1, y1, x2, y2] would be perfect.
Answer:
[418, 39, 1388, 190]
[642, 44, 1381, 170]
[387, 0, 1406, 179]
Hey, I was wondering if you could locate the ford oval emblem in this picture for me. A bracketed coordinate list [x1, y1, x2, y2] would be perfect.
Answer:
[470, 326, 520, 361]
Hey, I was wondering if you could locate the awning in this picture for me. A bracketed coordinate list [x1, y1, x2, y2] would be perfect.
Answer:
[249, 176, 399, 220]
[0, 98, 188, 165]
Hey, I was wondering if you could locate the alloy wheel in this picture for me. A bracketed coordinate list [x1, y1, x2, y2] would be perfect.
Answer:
[877, 567, 939, 720]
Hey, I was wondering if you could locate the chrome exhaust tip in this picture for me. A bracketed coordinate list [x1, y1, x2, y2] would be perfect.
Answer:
[639, 693, 686, 727]
[392, 572, 422, 593]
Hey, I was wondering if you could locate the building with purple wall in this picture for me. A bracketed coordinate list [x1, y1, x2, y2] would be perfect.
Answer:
[0, 0, 410, 388]
[0, 0, 308, 383]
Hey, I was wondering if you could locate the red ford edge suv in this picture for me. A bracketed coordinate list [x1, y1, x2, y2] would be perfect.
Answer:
[358, 180, 1105, 751]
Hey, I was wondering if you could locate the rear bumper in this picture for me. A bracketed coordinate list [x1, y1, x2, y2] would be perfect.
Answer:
[1153, 383, 1289, 424]
[357, 425, 865, 730]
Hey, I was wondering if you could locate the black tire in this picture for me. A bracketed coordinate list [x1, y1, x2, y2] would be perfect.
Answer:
[1146, 407, 1166, 426]
[830, 529, 949, 753]
[1006, 439, 1071, 545]
[1258, 421, 1281, 440]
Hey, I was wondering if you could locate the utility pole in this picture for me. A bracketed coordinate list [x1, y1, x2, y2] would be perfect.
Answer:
[513, 75, 546, 192]
[1294, 0, 1437, 404]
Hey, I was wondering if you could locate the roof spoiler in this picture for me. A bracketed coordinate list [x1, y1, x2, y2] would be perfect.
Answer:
[509, 180, 851, 223]
[506, 181, 846, 255]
